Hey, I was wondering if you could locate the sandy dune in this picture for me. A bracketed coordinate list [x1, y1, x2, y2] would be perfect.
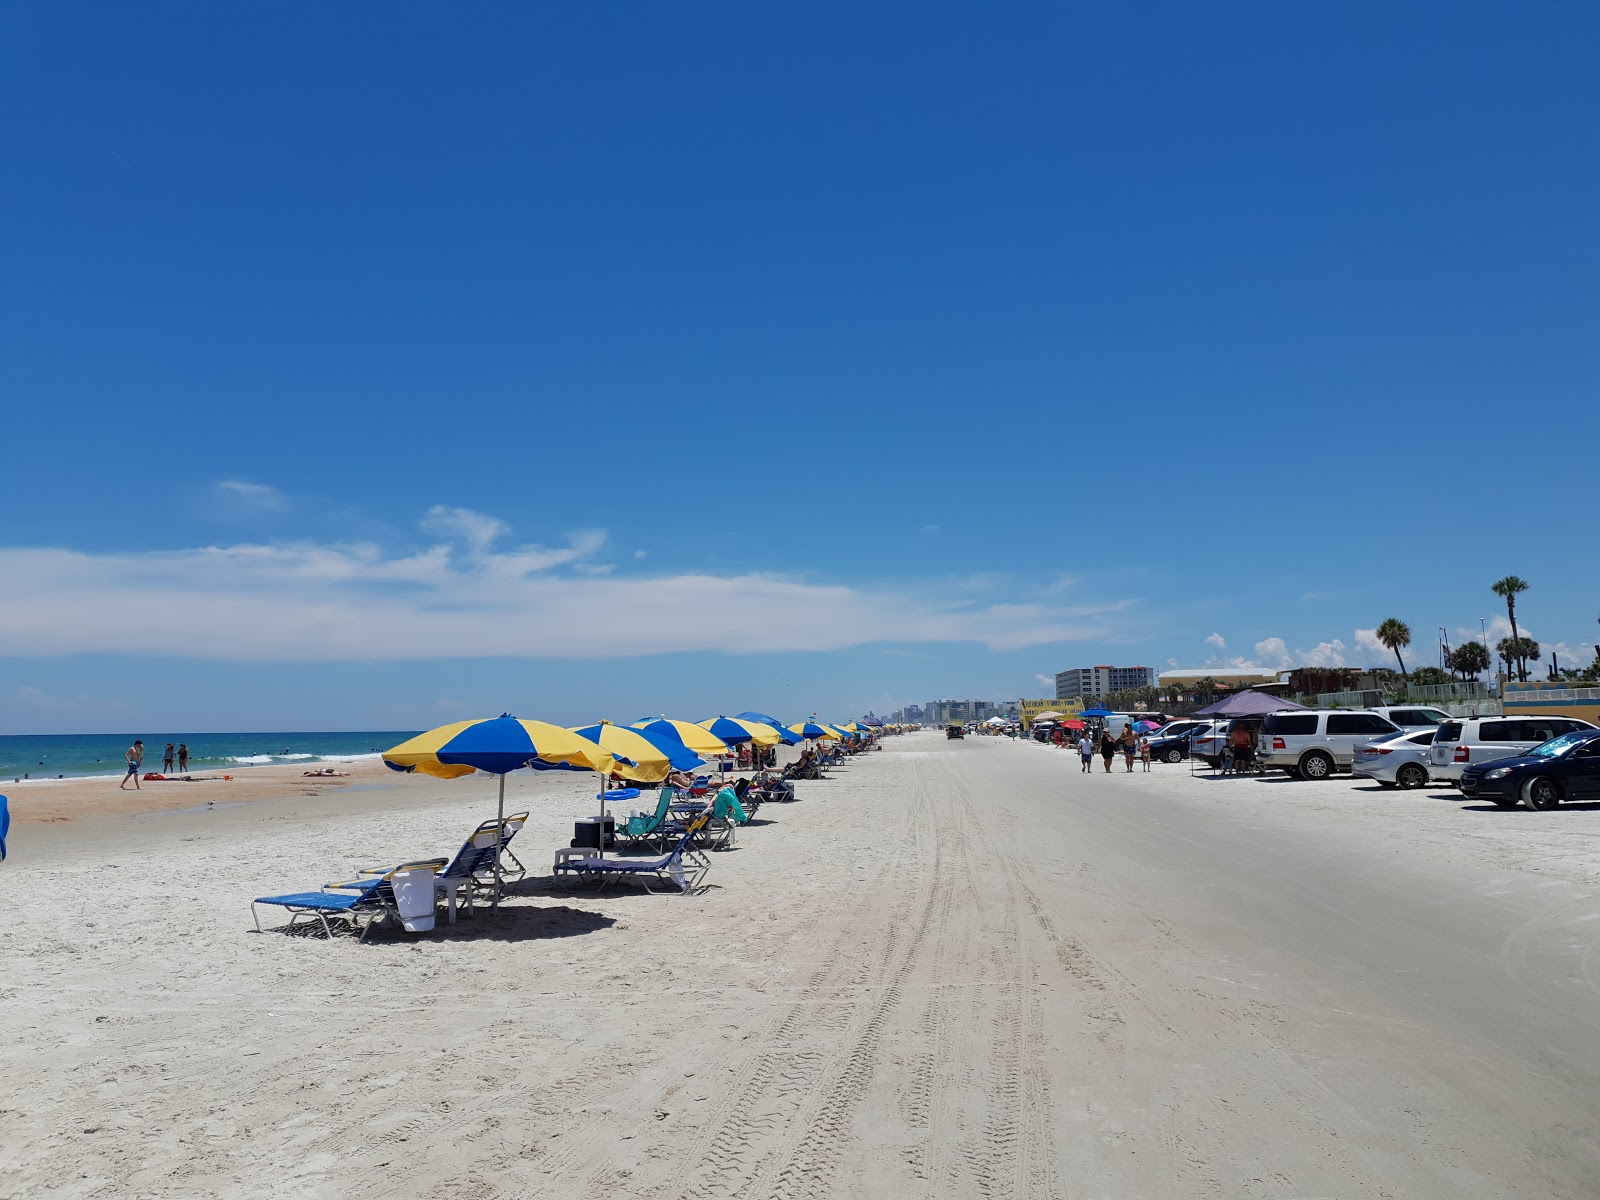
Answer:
[4, 734, 1599, 1198]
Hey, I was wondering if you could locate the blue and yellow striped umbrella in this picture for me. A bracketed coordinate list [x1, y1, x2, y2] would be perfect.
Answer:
[384, 715, 612, 779]
[789, 721, 839, 741]
[699, 715, 783, 747]
[570, 721, 700, 781]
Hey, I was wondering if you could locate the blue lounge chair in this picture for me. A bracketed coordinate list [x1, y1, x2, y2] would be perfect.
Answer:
[552, 813, 712, 894]
[358, 813, 529, 918]
[252, 860, 445, 940]
[617, 788, 678, 852]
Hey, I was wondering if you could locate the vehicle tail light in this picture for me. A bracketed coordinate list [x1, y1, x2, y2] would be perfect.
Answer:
[1453, 746, 1470, 763]
[1370, 748, 1392, 755]
[1272, 737, 1285, 750]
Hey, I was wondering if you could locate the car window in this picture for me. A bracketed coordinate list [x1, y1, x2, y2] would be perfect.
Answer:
[1407, 730, 1436, 745]
[1435, 721, 1462, 743]
[1478, 722, 1509, 742]
[1553, 719, 1590, 735]
[1329, 714, 1394, 735]
[1388, 710, 1425, 726]
[1264, 713, 1317, 736]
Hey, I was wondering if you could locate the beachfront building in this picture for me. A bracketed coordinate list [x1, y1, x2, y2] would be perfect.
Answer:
[924, 699, 1006, 725]
[1157, 668, 1283, 698]
[1055, 665, 1157, 701]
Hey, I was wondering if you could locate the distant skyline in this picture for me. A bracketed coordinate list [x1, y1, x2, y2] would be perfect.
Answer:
[3, 3, 1597, 732]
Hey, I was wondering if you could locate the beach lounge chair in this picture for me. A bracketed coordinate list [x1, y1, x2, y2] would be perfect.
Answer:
[552, 812, 713, 894]
[617, 788, 678, 852]
[357, 813, 529, 918]
[251, 860, 445, 940]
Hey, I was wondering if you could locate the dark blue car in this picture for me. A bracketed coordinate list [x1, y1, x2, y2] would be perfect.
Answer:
[1458, 728, 1600, 809]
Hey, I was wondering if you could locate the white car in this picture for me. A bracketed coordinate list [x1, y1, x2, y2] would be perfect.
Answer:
[1258, 709, 1403, 779]
[1428, 715, 1595, 783]
[1352, 728, 1437, 789]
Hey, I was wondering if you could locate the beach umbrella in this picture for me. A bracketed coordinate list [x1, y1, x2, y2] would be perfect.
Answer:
[1062, 719, 1086, 730]
[384, 716, 614, 905]
[733, 711, 803, 745]
[788, 720, 837, 740]
[1079, 707, 1113, 719]
[569, 722, 692, 780]
[699, 715, 783, 747]
[1134, 720, 1161, 733]
[631, 717, 730, 756]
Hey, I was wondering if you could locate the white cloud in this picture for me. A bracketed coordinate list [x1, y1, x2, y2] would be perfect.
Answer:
[1034, 674, 1054, 689]
[1204, 632, 1226, 650]
[1354, 627, 1386, 657]
[215, 479, 287, 511]
[1298, 639, 1348, 668]
[0, 511, 1135, 662]
[633, 549, 648, 559]
[1252, 637, 1291, 669]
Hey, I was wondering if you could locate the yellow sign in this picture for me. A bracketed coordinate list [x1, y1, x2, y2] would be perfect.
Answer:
[1019, 698, 1083, 729]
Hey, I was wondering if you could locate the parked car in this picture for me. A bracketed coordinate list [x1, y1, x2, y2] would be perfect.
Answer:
[1428, 715, 1595, 783]
[1145, 720, 1211, 764]
[1187, 721, 1240, 769]
[1458, 728, 1600, 809]
[1367, 705, 1453, 728]
[1352, 728, 1437, 789]
[946, 724, 965, 740]
[1258, 709, 1403, 779]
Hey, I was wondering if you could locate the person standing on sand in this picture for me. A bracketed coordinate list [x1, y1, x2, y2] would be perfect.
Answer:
[120, 740, 144, 790]
[1078, 732, 1094, 773]
[1119, 725, 1137, 772]
[177, 743, 189, 773]
[1099, 729, 1116, 773]
[162, 743, 175, 773]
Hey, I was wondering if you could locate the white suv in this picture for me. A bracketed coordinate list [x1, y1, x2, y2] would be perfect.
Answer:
[1428, 715, 1595, 783]
[1259, 710, 1402, 779]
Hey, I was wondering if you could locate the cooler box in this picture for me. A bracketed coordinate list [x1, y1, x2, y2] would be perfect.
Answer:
[571, 815, 616, 850]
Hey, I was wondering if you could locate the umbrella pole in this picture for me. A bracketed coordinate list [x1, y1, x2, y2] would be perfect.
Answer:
[597, 769, 606, 860]
[493, 771, 506, 911]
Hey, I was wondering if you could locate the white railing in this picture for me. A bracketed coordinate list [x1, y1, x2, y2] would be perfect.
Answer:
[1504, 686, 1600, 703]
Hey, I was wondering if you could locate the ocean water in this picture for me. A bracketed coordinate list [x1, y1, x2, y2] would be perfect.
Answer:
[0, 731, 419, 782]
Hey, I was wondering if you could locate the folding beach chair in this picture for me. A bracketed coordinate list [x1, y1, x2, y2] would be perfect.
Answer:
[251, 860, 445, 941]
[617, 787, 678, 852]
[552, 812, 713, 894]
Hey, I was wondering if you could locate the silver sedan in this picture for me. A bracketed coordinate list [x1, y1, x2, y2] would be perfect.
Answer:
[1352, 728, 1437, 789]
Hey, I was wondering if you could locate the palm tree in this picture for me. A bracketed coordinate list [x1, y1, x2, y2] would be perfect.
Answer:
[1492, 575, 1529, 681]
[1448, 640, 1491, 681]
[1376, 617, 1411, 680]
[1498, 635, 1540, 679]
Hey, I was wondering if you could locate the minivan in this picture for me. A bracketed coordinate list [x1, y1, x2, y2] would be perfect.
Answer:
[1258, 709, 1402, 779]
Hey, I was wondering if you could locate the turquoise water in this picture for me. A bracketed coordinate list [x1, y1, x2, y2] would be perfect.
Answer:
[0, 731, 419, 782]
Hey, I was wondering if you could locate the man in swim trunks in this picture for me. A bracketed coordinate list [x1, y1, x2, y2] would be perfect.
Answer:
[120, 740, 144, 790]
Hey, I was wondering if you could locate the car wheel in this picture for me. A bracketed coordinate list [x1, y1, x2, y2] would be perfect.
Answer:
[1522, 776, 1563, 811]
[1396, 764, 1428, 790]
[1299, 751, 1334, 780]
[1164, 748, 1183, 764]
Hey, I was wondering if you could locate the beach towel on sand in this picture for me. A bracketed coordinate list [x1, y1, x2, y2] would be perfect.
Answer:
[0, 795, 9, 861]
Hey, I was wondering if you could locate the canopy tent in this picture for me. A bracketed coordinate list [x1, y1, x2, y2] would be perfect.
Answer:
[1191, 690, 1307, 718]
[1079, 707, 1114, 719]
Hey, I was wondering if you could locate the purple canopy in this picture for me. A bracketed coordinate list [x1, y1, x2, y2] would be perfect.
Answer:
[1191, 690, 1306, 718]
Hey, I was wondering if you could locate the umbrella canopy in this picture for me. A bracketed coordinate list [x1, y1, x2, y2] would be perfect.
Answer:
[1134, 720, 1161, 732]
[1062, 719, 1086, 730]
[1079, 707, 1114, 719]
[789, 721, 838, 740]
[570, 722, 700, 780]
[631, 718, 730, 755]
[1033, 710, 1065, 721]
[1191, 690, 1306, 718]
[700, 716, 783, 747]
[733, 711, 803, 744]
[384, 715, 612, 778]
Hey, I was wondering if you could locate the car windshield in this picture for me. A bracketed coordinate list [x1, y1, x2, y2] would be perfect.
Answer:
[1525, 731, 1592, 759]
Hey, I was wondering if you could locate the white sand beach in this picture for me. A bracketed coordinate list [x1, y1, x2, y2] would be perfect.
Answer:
[5, 733, 1600, 1198]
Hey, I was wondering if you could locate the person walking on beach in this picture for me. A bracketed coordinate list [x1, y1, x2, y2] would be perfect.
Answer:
[1138, 733, 1152, 772]
[1099, 729, 1117, 773]
[162, 743, 175, 773]
[1077, 731, 1094, 773]
[177, 743, 189, 773]
[1119, 725, 1137, 772]
[120, 740, 144, 790]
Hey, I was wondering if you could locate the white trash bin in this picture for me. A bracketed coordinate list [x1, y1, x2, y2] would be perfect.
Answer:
[390, 867, 438, 933]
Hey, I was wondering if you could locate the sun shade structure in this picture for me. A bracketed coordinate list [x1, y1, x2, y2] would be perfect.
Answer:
[733, 712, 802, 744]
[699, 716, 783, 747]
[1079, 707, 1114, 719]
[573, 721, 707, 778]
[788, 720, 837, 740]
[383, 716, 615, 907]
[1191, 690, 1308, 718]
[631, 718, 729, 755]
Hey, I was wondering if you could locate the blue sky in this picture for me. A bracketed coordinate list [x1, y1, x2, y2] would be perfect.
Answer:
[3, 2, 1597, 732]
